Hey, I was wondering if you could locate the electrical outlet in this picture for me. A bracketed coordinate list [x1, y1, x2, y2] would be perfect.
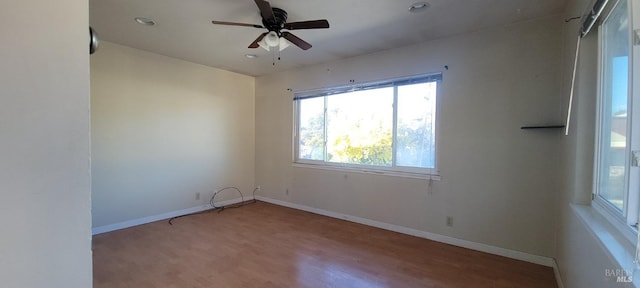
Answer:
[195, 192, 200, 200]
[257, 185, 261, 191]
[446, 216, 453, 227]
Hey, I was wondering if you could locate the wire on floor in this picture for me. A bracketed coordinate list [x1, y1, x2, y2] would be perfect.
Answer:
[168, 186, 259, 225]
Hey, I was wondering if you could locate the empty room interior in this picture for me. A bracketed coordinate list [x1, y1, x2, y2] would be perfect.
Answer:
[3, 0, 640, 287]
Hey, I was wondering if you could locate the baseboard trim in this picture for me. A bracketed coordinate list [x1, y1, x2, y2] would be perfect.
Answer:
[552, 258, 565, 288]
[92, 197, 252, 235]
[255, 196, 555, 267]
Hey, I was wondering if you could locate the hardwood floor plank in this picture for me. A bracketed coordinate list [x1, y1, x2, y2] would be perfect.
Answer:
[93, 201, 556, 287]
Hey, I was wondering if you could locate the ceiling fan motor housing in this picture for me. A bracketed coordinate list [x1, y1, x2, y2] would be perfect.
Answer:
[263, 7, 288, 34]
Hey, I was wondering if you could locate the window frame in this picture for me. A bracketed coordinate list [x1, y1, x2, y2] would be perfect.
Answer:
[293, 73, 442, 177]
[593, 0, 637, 233]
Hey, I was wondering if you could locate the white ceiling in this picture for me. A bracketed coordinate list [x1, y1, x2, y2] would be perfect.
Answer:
[90, 0, 567, 76]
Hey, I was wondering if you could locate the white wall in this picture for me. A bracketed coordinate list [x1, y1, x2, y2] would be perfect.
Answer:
[0, 0, 92, 287]
[91, 42, 255, 227]
[255, 15, 563, 258]
[554, 0, 625, 287]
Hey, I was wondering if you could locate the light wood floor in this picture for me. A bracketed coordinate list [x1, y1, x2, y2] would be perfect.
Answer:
[93, 201, 557, 287]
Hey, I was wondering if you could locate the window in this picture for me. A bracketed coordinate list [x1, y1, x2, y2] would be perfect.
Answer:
[295, 74, 440, 175]
[595, 0, 636, 227]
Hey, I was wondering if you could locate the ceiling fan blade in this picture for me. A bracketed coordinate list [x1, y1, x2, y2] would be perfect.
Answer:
[212, 20, 264, 29]
[248, 32, 269, 48]
[284, 20, 330, 30]
[281, 32, 312, 50]
[254, 0, 275, 22]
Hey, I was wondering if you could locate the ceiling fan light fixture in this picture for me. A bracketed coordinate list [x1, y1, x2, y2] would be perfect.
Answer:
[257, 31, 290, 52]
[409, 2, 430, 13]
[265, 31, 280, 47]
[257, 38, 269, 51]
[279, 37, 290, 51]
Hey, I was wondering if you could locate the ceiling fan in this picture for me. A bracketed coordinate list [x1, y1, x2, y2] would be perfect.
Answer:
[211, 0, 329, 51]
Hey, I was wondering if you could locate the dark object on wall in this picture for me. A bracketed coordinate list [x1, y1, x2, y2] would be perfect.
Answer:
[520, 125, 566, 130]
[90, 27, 99, 55]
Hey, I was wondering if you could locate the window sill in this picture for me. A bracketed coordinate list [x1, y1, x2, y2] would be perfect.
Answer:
[571, 204, 639, 286]
[592, 200, 638, 245]
[292, 162, 441, 180]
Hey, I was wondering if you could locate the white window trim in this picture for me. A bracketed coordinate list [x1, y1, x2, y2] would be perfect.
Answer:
[592, 199, 637, 245]
[292, 162, 441, 180]
[596, 0, 630, 214]
[572, 204, 639, 286]
[292, 73, 442, 177]
[592, 0, 638, 247]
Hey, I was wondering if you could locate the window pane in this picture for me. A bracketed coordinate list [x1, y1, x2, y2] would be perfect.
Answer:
[298, 97, 325, 160]
[598, 0, 628, 211]
[326, 88, 393, 166]
[396, 82, 437, 168]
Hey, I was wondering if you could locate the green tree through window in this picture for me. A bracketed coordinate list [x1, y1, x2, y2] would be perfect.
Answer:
[295, 74, 440, 174]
